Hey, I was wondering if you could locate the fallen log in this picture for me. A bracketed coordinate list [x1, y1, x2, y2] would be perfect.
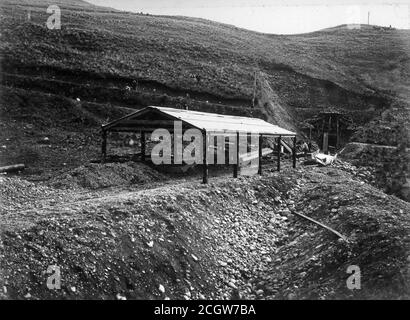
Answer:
[0, 164, 25, 173]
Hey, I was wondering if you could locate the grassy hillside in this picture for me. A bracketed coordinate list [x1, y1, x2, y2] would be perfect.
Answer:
[2, 0, 410, 101]
[2, 1, 410, 97]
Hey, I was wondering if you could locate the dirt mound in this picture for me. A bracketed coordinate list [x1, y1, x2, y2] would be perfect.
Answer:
[1, 167, 409, 300]
[0, 176, 66, 215]
[49, 162, 168, 190]
[0, 173, 294, 300]
[252, 167, 410, 299]
[340, 142, 410, 201]
[351, 106, 410, 148]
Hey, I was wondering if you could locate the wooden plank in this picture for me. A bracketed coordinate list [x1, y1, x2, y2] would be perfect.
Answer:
[292, 211, 348, 241]
[240, 148, 272, 163]
[0, 164, 25, 173]
[108, 127, 174, 132]
[280, 139, 293, 153]
[118, 119, 177, 126]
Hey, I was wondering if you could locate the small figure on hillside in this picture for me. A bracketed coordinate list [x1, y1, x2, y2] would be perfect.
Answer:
[301, 141, 309, 155]
[132, 80, 138, 90]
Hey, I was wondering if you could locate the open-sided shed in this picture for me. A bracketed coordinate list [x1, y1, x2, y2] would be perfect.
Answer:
[101, 106, 297, 183]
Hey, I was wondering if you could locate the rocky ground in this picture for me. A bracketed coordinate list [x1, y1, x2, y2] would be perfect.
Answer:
[0, 160, 409, 300]
[339, 142, 410, 202]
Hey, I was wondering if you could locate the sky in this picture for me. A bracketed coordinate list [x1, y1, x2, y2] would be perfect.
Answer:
[87, 0, 410, 34]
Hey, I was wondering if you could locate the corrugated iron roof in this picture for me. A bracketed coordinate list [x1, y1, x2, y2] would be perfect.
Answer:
[103, 106, 296, 136]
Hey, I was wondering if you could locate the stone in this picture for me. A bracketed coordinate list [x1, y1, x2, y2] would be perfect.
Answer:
[116, 293, 127, 300]
[228, 282, 238, 290]
[256, 289, 264, 296]
[287, 293, 297, 300]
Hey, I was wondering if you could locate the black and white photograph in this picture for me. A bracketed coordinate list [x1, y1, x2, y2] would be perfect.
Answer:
[0, 0, 409, 309]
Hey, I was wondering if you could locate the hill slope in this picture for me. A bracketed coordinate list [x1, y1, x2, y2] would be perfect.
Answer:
[2, 1, 410, 106]
[0, 0, 410, 300]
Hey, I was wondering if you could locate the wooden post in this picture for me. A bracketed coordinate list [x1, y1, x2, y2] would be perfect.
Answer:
[292, 136, 297, 168]
[323, 132, 329, 155]
[101, 129, 107, 163]
[252, 70, 257, 108]
[258, 134, 262, 175]
[277, 135, 281, 171]
[322, 119, 325, 136]
[336, 117, 340, 149]
[214, 135, 218, 165]
[328, 115, 332, 132]
[0, 164, 25, 173]
[202, 130, 208, 184]
[140, 131, 146, 162]
[233, 132, 239, 178]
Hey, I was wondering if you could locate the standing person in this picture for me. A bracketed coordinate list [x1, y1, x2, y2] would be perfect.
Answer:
[301, 141, 309, 156]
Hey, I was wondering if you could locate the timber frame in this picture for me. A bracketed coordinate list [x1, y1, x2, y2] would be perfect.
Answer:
[101, 106, 298, 183]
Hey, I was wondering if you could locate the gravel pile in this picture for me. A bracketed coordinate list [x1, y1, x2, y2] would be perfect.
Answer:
[0, 176, 67, 215]
[0, 171, 297, 299]
[49, 162, 168, 190]
[250, 167, 410, 299]
[332, 159, 376, 185]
